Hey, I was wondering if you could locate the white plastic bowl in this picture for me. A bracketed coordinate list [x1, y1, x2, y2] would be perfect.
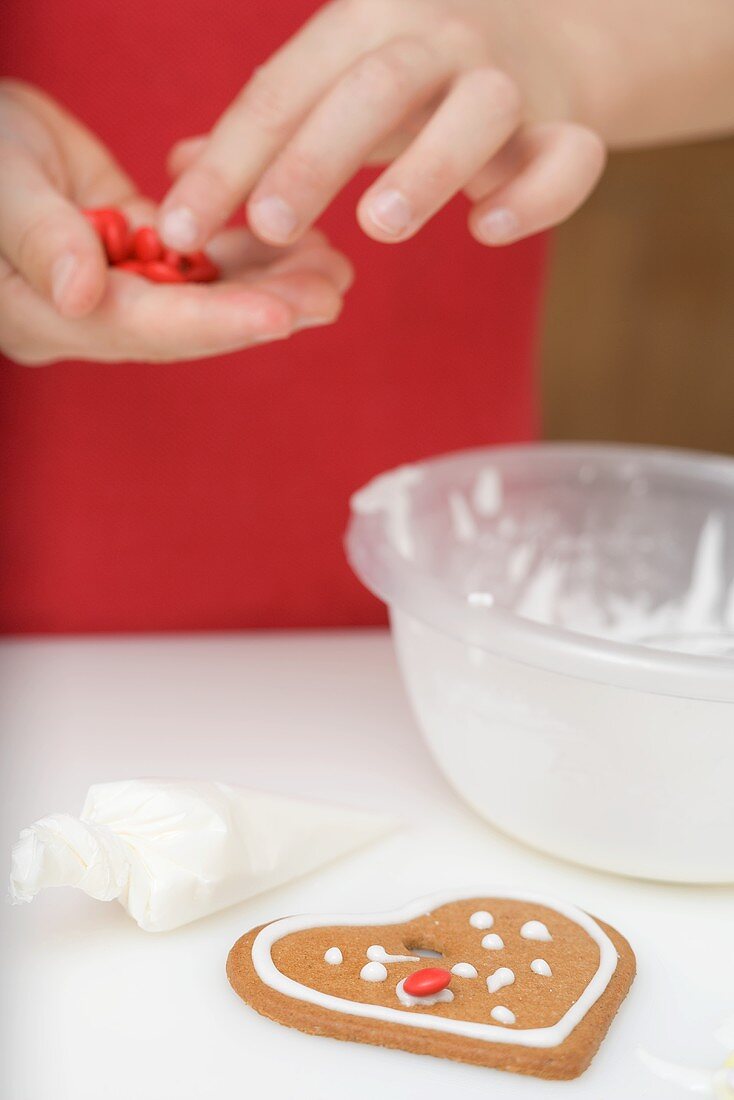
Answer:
[347, 443, 734, 883]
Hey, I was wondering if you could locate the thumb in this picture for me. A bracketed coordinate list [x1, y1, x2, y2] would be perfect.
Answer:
[0, 146, 108, 318]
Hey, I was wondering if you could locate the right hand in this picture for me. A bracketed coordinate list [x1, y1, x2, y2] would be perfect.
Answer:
[158, 0, 605, 253]
[0, 80, 352, 365]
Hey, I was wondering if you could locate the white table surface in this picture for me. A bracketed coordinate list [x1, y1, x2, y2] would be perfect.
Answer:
[1, 630, 732, 1100]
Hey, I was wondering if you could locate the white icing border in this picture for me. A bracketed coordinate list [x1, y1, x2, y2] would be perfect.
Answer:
[250, 889, 619, 1050]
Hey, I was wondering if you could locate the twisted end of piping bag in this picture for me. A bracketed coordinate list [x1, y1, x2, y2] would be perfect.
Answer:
[9, 813, 129, 904]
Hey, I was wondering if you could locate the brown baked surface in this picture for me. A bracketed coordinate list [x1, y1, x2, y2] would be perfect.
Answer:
[227, 896, 635, 1080]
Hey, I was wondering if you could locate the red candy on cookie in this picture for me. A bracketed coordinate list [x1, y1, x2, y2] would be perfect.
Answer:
[402, 968, 452, 998]
[82, 207, 219, 284]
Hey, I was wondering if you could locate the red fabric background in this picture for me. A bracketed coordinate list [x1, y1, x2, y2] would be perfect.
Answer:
[0, 0, 545, 633]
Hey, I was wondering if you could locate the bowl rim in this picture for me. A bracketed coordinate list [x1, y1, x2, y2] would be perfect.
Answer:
[345, 441, 734, 702]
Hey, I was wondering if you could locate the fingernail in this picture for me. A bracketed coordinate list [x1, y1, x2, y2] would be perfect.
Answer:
[366, 189, 412, 237]
[251, 332, 291, 344]
[160, 205, 199, 250]
[294, 316, 332, 330]
[51, 252, 77, 309]
[478, 207, 520, 244]
[249, 196, 298, 242]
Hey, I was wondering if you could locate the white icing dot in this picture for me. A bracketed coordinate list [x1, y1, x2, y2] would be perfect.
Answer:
[360, 962, 388, 982]
[324, 947, 343, 965]
[451, 963, 478, 979]
[396, 979, 455, 1008]
[486, 967, 515, 994]
[469, 911, 494, 930]
[366, 945, 420, 964]
[520, 920, 552, 942]
[531, 958, 552, 977]
[491, 1005, 516, 1026]
[481, 933, 504, 950]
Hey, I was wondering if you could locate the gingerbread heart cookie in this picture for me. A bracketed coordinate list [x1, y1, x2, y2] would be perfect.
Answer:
[227, 890, 635, 1080]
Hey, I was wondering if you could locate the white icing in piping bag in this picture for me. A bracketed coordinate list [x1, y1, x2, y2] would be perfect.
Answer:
[9, 778, 398, 932]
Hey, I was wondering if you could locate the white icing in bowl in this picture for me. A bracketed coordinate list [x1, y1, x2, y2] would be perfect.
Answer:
[347, 443, 734, 883]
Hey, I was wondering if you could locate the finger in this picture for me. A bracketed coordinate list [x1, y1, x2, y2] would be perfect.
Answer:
[7, 79, 140, 211]
[363, 101, 438, 164]
[157, 3, 391, 251]
[0, 79, 148, 315]
[167, 135, 207, 178]
[263, 239, 355, 293]
[205, 226, 352, 292]
[1, 256, 348, 364]
[247, 37, 450, 245]
[114, 195, 161, 231]
[356, 66, 521, 242]
[0, 145, 107, 317]
[246, 270, 344, 328]
[205, 225, 323, 273]
[462, 130, 527, 203]
[469, 122, 606, 245]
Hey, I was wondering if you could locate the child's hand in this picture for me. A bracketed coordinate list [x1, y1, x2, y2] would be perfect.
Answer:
[158, 0, 605, 253]
[0, 81, 352, 365]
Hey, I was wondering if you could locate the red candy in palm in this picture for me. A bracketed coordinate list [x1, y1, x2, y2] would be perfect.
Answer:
[82, 208, 219, 284]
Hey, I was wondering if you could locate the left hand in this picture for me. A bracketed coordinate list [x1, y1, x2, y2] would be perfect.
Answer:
[0, 80, 352, 365]
[158, 0, 606, 253]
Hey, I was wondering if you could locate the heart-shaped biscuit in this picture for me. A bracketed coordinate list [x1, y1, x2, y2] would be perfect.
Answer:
[227, 890, 635, 1080]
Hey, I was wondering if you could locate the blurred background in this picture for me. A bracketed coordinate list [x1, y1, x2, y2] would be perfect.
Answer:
[541, 137, 734, 455]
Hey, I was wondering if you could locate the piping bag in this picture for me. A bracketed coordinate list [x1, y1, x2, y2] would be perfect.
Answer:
[9, 778, 398, 932]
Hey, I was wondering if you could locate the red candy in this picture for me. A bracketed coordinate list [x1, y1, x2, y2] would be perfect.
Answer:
[100, 209, 131, 264]
[402, 968, 452, 998]
[81, 207, 219, 285]
[84, 207, 128, 260]
[183, 256, 219, 283]
[132, 226, 163, 262]
[162, 247, 183, 269]
[115, 260, 146, 275]
[142, 261, 187, 283]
